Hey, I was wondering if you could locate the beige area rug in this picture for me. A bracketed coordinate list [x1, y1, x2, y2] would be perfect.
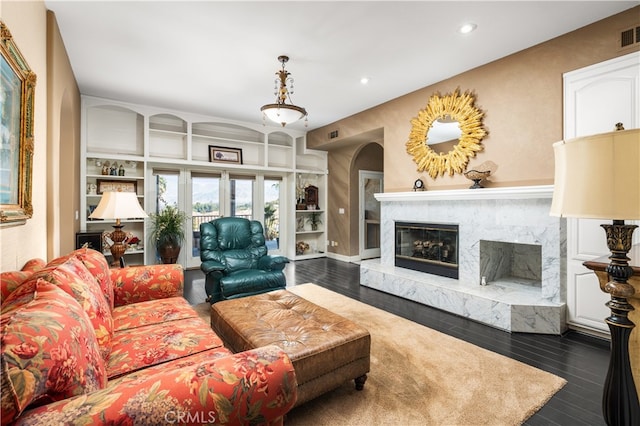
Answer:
[194, 284, 566, 425]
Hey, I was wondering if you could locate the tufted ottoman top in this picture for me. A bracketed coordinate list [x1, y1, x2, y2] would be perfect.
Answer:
[210, 289, 371, 406]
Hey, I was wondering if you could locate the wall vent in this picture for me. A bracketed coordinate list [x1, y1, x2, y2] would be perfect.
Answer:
[620, 26, 640, 49]
[329, 130, 339, 139]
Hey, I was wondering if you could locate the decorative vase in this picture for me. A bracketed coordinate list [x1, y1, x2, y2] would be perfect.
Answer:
[158, 243, 181, 264]
[463, 170, 491, 189]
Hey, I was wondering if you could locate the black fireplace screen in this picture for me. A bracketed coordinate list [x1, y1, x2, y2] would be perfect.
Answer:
[395, 222, 459, 279]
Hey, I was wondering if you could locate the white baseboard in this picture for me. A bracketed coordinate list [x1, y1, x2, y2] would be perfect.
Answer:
[326, 252, 361, 263]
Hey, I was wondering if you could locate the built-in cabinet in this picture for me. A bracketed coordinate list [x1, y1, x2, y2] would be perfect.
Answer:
[563, 51, 640, 335]
[80, 96, 327, 264]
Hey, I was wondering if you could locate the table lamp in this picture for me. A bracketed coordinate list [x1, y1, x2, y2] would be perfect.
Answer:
[550, 127, 640, 425]
[89, 190, 148, 267]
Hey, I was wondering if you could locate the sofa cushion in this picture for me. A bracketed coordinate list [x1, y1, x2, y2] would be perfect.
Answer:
[20, 258, 47, 274]
[1, 271, 31, 303]
[108, 346, 232, 387]
[23, 255, 113, 361]
[72, 248, 114, 310]
[0, 259, 46, 303]
[111, 296, 198, 332]
[1, 280, 107, 424]
[111, 264, 184, 307]
[107, 317, 225, 379]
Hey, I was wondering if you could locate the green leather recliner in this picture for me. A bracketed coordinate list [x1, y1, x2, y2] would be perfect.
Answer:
[199, 217, 289, 303]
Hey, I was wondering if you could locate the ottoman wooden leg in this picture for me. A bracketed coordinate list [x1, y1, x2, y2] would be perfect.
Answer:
[355, 374, 367, 391]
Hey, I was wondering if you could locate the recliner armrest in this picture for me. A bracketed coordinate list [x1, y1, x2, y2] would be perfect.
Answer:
[258, 255, 289, 271]
[201, 259, 226, 274]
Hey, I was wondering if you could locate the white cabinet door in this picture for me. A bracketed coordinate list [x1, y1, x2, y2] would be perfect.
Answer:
[563, 51, 640, 334]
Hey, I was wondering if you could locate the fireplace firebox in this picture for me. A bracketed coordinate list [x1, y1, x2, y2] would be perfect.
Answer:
[395, 222, 459, 279]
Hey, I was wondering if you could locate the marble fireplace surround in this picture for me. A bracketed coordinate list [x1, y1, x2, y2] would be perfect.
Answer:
[360, 185, 567, 334]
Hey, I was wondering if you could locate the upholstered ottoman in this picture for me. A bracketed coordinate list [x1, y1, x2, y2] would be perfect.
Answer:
[210, 289, 371, 407]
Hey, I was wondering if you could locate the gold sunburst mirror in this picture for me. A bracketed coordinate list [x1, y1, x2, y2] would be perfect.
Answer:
[406, 90, 487, 179]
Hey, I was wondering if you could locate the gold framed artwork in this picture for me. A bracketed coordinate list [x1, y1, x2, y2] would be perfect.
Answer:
[0, 21, 36, 224]
[406, 90, 487, 179]
[97, 179, 137, 194]
[209, 145, 243, 164]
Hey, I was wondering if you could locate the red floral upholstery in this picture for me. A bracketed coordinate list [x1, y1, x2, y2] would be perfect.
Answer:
[108, 346, 233, 387]
[107, 317, 225, 379]
[111, 296, 197, 332]
[22, 256, 114, 361]
[1, 252, 298, 425]
[0, 258, 45, 302]
[1, 280, 107, 423]
[1, 271, 30, 303]
[20, 258, 47, 273]
[15, 346, 297, 426]
[73, 248, 114, 309]
[111, 264, 183, 306]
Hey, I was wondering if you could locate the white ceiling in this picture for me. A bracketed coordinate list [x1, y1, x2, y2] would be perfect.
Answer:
[45, 1, 638, 131]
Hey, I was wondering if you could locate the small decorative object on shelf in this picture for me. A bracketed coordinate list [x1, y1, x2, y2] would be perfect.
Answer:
[118, 164, 125, 176]
[296, 241, 309, 255]
[464, 170, 490, 189]
[413, 179, 425, 191]
[87, 183, 97, 195]
[306, 212, 322, 231]
[127, 236, 140, 250]
[305, 185, 319, 210]
[101, 161, 110, 175]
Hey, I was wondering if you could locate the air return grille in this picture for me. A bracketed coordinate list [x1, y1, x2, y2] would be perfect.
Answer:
[620, 26, 640, 48]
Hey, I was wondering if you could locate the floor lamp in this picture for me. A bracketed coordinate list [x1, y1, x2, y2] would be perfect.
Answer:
[89, 190, 148, 267]
[550, 127, 640, 425]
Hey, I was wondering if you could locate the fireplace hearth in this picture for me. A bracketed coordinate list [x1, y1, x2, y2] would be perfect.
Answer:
[361, 185, 567, 334]
[395, 222, 458, 279]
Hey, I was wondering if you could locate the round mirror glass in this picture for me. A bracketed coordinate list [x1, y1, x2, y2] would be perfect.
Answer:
[427, 116, 462, 154]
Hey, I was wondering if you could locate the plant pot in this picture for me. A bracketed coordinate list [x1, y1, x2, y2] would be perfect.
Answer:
[158, 243, 181, 264]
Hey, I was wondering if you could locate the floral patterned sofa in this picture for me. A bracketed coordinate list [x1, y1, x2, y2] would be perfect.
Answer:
[0, 248, 297, 425]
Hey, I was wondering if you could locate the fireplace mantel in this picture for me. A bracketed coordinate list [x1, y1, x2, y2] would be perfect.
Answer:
[375, 185, 554, 202]
[361, 183, 566, 334]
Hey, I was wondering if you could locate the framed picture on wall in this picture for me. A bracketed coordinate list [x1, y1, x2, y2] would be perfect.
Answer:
[97, 179, 137, 194]
[209, 146, 243, 164]
[75, 231, 104, 252]
[0, 22, 36, 224]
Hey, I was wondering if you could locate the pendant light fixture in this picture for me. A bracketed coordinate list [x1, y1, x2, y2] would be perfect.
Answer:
[261, 55, 308, 127]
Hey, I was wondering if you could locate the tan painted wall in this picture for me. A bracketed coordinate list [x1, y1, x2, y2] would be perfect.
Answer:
[0, 2, 80, 271]
[46, 11, 81, 258]
[308, 7, 640, 194]
[307, 7, 639, 257]
[326, 142, 383, 257]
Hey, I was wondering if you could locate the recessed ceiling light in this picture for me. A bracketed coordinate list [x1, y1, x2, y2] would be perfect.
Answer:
[360, 76, 370, 85]
[459, 23, 477, 34]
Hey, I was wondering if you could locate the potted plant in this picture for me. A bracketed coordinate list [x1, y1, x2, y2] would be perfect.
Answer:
[306, 212, 322, 231]
[149, 205, 187, 264]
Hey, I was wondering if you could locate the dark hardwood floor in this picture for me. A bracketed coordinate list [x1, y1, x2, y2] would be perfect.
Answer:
[184, 258, 611, 425]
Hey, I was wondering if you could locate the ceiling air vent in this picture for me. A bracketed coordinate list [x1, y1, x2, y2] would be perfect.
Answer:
[329, 130, 339, 139]
[620, 26, 640, 48]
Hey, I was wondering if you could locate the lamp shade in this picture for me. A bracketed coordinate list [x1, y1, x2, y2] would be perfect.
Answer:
[89, 191, 148, 220]
[550, 128, 640, 220]
[261, 103, 307, 127]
